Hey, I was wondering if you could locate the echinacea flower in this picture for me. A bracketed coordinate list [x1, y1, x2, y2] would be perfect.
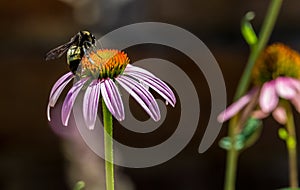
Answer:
[47, 49, 176, 129]
[218, 43, 300, 124]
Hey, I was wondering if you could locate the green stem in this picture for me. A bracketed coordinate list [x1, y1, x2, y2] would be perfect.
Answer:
[224, 1, 283, 190]
[224, 117, 239, 190]
[234, 0, 283, 100]
[102, 99, 114, 190]
[285, 102, 299, 189]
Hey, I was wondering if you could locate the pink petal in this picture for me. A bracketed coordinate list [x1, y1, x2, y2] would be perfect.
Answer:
[252, 110, 269, 119]
[217, 88, 258, 122]
[124, 65, 176, 107]
[291, 93, 300, 113]
[116, 75, 160, 121]
[83, 80, 101, 130]
[272, 106, 287, 124]
[289, 78, 300, 92]
[259, 81, 278, 113]
[124, 64, 156, 77]
[275, 77, 297, 99]
[100, 79, 125, 121]
[47, 72, 74, 121]
[61, 78, 90, 126]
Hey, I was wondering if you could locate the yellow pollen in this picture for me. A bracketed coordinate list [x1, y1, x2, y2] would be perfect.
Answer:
[252, 43, 300, 85]
[80, 49, 130, 79]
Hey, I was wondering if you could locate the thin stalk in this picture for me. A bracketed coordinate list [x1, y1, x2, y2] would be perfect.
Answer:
[224, 116, 239, 190]
[285, 102, 299, 189]
[102, 99, 114, 190]
[224, 1, 283, 190]
[234, 0, 283, 100]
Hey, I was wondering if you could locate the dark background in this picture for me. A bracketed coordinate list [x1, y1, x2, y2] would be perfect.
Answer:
[1, 0, 300, 189]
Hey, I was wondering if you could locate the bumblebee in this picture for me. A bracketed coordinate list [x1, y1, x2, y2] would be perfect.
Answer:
[45, 31, 96, 74]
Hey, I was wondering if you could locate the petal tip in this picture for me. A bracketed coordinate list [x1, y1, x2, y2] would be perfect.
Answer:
[88, 124, 95, 130]
[217, 113, 226, 123]
[47, 105, 51, 121]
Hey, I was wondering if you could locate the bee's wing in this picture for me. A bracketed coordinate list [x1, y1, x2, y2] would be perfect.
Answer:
[45, 43, 72, 61]
[45, 33, 80, 61]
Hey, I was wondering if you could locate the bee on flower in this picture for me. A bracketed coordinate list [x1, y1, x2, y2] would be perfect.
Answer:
[46, 34, 176, 130]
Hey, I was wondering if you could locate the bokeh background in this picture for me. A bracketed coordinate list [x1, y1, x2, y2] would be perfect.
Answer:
[1, 0, 300, 189]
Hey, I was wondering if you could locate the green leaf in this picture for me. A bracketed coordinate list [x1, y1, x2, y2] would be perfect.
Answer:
[219, 118, 262, 151]
[242, 118, 262, 150]
[241, 11, 258, 47]
[219, 136, 232, 150]
[219, 135, 245, 151]
[73, 181, 85, 190]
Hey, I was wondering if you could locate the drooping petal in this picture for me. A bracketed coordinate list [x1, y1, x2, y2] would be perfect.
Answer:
[124, 65, 176, 107]
[272, 106, 287, 124]
[259, 81, 278, 113]
[287, 77, 300, 92]
[47, 72, 74, 121]
[100, 78, 125, 121]
[291, 93, 300, 113]
[124, 64, 156, 77]
[61, 78, 90, 126]
[116, 75, 160, 121]
[83, 79, 101, 130]
[217, 88, 258, 122]
[252, 109, 269, 119]
[275, 77, 297, 99]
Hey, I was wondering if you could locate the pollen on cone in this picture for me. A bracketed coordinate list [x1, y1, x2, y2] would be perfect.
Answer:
[252, 43, 300, 85]
[80, 49, 130, 79]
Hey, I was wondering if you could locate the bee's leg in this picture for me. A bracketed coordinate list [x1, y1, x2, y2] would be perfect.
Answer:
[82, 47, 96, 65]
[86, 41, 102, 59]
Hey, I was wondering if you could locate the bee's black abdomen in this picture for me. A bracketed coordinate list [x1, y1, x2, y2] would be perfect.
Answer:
[67, 46, 83, 74]
[69, 59, 81, 74]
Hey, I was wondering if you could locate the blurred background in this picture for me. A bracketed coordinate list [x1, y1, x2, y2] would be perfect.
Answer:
[1, 0, 300, 189]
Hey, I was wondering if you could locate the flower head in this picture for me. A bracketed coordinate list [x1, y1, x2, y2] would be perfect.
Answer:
[218, 43, 300, 124]
[47, 49, 176, 129]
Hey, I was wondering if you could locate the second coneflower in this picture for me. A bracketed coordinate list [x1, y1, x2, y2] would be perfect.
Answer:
[218, 43, 300, 189]
[218, 43, 300, 124]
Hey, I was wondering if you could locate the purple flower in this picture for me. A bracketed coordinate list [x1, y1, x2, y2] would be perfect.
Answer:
[218, 43, 300, 125]
[218, 77, 300, 124]
[47, 49, 176, 129]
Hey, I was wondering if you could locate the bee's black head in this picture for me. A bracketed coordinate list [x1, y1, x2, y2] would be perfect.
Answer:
[79, 30, 96, 47]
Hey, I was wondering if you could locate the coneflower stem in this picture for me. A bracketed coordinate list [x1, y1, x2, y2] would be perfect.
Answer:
[102, 99, 114, 190]
[225, 1, 283, 190]
[224, 116, 239, 190]
[284, 102, 299, 189]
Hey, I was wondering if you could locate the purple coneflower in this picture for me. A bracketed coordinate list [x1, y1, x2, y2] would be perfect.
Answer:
[218, 43, 300, 124]
[47, 49, 176, 129]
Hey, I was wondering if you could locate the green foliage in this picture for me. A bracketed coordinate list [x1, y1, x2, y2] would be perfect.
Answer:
[278, 128, 288, 140]
[219, 118, 262, 151]
[278, 128, 297, 149]
[241, 11, 258, 48]
[73, 181, 85, 190]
